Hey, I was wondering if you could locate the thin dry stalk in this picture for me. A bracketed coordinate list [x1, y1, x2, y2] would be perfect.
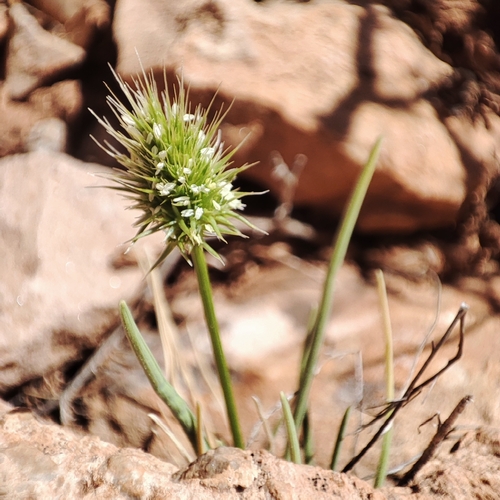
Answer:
[399, 395, 473, 485]
[342, 303, 469, 473]
[148, 413, 195, 464]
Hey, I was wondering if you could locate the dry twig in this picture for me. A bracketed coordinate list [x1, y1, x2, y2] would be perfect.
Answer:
[342, 303, 469, 473]
[399, 394, 473, 485]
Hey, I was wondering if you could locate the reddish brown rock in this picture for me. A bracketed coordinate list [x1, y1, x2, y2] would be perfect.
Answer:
[112, 0, 472, 233]
[28, 0, 111, 48]
[5, 3, 86, 100]
[2, 402, 500, 499]
[0, 405, 383, 499]
[0, 3, 8, 42]
[0, 79, 83, 157]
[0, 151, 155, 395]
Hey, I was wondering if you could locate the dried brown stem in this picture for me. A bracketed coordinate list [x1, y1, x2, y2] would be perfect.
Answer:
[399, 395, 473, 486]
[342, 303, 468, 473]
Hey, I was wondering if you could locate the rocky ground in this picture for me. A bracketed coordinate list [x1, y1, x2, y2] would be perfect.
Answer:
[2, 0, 500, 498]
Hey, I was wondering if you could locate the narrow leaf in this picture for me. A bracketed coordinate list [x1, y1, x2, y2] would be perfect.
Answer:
[280, 392, 301, 464]
[119, 300, 198, 450]
[294, 138, 382, 432]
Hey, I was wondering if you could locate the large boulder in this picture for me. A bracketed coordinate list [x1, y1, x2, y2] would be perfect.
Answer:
[1, 400, 500, 499]
[111, 0, 480, 233]
[0, 151, 152, 394]
[0, 402, 384, 499]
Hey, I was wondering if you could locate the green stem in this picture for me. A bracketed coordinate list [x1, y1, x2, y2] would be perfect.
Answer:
[280, 392, 301, 464]
[294, 138, 382, 432]
[303, 411, 315, 465]
[374, 269, 394, 488]
[192, 244, 245, 449]
[330, 405, 352, 471]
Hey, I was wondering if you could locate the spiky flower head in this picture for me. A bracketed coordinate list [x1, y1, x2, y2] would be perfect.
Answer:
[91, 67, 259, 266]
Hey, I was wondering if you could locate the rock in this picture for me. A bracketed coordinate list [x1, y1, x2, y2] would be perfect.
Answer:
[28, 0, 111, 48]
[112, 0, 471, 233]
[0, 4, 8, 43]
[5, 2, 86, 100]
[0, 404, 181, 499]
[28, 80, 84, 124]
[388, 428, 500, 499]
[0, 80, 82, 157]
[0, 151, 155, 395]
[173, 447, 260, 489]
[173, 447, 385, 499]
[2, 403, 500, 499]
[0, 406, 383, 499]
[26, 117, 67, 152]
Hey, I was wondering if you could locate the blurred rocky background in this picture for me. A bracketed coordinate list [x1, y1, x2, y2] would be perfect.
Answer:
[2, 0, 500, 498]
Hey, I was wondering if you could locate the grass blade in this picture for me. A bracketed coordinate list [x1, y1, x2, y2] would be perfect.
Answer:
[294, 138, 382, 432]
[148, 413, 195, 464]
[330, 405, 352, 471]
[374, 269, 394, 488]
[303, 411, 315, 465]
[280, 392, 301, 464]
[119, 300, 199, 452]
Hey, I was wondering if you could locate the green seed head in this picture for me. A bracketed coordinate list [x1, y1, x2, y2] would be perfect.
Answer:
[91, 67, 259, 266]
